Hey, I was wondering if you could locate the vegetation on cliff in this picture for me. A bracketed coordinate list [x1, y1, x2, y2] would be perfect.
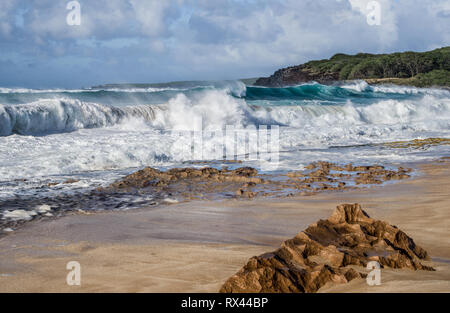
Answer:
[255, 47, 450, 87]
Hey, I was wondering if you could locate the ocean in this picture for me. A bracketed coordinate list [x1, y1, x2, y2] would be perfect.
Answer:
[1, 80, 449, 221]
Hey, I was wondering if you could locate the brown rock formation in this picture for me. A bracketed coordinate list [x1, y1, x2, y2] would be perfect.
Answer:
[106, 162, 412, 202]
[110, 166, 263, 190]
[289, 161, 411, 188]
[220, 203, 433, 293]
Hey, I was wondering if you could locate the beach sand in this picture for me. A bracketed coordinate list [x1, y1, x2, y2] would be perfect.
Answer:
[0, 160, 449, 293]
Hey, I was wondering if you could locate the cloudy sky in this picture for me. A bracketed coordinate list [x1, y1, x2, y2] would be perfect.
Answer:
[0, 0, 448, 88]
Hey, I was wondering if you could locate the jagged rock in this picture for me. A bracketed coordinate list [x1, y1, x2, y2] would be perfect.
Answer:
[288, 162, 410, 190]
[232, 167, 258, 177]
[107, 162, 412, 203]
[236, 189, 256, 198]
[220, 203, 433, 293]
[110, 166, 262, 189]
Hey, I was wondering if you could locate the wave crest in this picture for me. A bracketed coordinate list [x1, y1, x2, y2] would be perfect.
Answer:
[1, 83, 450, 137]
[0, 99, 159, 136]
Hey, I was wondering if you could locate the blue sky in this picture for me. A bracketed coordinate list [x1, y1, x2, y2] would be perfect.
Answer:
[0, 0, 449, 88]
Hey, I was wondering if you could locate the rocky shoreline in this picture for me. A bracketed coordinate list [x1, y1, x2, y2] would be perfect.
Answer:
[107, 161, 412, 200]
[220, 203, 434, 293]
[1, 160, 449, 293]
[0, 161, 412, 234]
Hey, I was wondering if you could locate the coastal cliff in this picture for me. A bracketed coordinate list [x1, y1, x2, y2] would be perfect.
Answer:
[255, 47, 449, 87]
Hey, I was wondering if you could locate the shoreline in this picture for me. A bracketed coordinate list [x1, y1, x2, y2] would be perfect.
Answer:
[0, 160, 418, 234]
[0, 159, 449, 292]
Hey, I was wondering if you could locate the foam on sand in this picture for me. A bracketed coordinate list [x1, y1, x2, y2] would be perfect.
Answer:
[1, 204, 54, 222]
[2, 209, 38, 221]
[163, 198, 179, 204]
[36, 204, 53, 213]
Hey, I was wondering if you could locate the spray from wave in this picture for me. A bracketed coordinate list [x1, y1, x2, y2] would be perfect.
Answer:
[1, 80, 450, 204]
[340, 80, 450, 96]
[1, 80, 450, 136]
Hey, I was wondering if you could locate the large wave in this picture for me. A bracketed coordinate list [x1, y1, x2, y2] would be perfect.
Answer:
[1, 82, 449, 137]
[244, 81, 450, 102]
[340, 80, 450, 96]
[245, 83, 362, 101]
[0, 99, 159, 136]
[0, 89, 251, 136]
[1, 82, 450, 194]
[251, 95, 450, 132]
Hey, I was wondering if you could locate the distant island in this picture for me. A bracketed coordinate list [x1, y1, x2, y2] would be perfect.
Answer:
[255, 47, 449, 88]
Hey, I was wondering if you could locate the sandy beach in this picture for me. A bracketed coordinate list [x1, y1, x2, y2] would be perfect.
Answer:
[0, 159, 449, 293]
[1, 0, 449, 299]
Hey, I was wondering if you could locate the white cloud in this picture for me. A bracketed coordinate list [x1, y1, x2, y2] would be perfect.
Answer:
[129, 0, 178, 37]
[0, 0, 448, 87]
[0, 0, 17, 37]
[348, 0, 398, 47]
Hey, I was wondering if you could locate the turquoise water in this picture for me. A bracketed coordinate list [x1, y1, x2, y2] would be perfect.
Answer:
[1, 80, 448, 136]
[244, 83, 421, 104]
[0, 80, 426, 108]
[0, 80, 449, 208]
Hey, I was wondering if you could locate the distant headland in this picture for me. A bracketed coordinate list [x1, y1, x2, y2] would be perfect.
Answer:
[255, 47, 449, 88]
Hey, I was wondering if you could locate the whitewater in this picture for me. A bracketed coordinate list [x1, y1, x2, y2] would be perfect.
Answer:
[0, 80, 449, 206]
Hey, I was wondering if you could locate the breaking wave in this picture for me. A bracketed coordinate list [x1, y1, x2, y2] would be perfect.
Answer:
[245, 81, 450, 102]
[1, 95, 449, 138]
[1, 80, 450, 200]
[0, 99, 159, 136]
[0, 81, 449, 137]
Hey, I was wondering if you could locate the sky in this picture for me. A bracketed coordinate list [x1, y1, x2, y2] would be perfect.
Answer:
[0, 0, 448, 88]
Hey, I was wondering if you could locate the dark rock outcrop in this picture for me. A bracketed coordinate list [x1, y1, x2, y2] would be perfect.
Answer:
[110, 166, 263, 190]
[220, 203, 433, 293]
[255, 64, 338, 87]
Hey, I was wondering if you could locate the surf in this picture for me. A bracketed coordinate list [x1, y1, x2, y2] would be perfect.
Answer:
[0, 99, 159, 136]
[0, 81, 449, 137]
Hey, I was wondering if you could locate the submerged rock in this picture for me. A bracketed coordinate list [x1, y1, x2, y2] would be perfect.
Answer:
[220, 203, 433, 293]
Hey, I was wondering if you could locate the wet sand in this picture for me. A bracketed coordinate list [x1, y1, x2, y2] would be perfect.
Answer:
[0, 160, 449, 292]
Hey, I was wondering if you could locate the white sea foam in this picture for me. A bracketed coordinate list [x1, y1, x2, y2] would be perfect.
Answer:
[163, 198, 179, 204]
[0, 87, 181, 94]
[340, 80, 372, 92]
[2, 209, 38, 221]
[341, 80, 450, 96]
[0, 83, 449, 203]
[4, 83, 447, 137]
[0, 81, 246, 95]
[36, 204, 52, 213]
[0, 87, 87, 94]
[150, 90, 249, 130]
[0, 92, 448, 182]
